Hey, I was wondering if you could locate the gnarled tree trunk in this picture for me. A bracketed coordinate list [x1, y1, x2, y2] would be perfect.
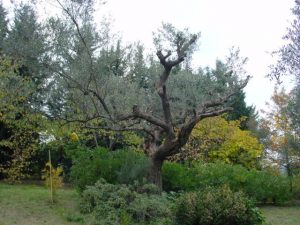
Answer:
[149, 158, 163, 192]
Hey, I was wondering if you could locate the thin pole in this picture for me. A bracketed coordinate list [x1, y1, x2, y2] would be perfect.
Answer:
[93, 130, 98, 148]
[48, 149, 54, 203]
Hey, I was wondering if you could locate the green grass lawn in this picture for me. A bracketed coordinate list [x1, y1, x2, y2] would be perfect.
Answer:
[0, 183, 90, 225]
[0, 182, 299, 225]
[261, 206, 300, 225]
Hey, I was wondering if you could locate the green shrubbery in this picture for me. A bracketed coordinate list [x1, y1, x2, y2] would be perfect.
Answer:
[69, 147, 150, 191]
[80, 179, 172, 225]
[80, 179, 265, 225]
[163, 162, 292, 203]
[68, 145, 292, 204]
[292, 174, 300, 199]
[162, 162, 197, 191]
[175, 185, 265, 225]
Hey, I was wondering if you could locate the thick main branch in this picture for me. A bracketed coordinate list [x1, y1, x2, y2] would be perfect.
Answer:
[117, 106, 169, 131]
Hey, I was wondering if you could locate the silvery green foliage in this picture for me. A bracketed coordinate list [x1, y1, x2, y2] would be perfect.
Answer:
[45, 1, 249, 130]
[45, 2, 147, 120]
[80, 179, 172, 224]
[153, 23, 199, 59]
[268, 0, 300, 148]
[270, 0, 300, 82]
[168, 59, 245, 125]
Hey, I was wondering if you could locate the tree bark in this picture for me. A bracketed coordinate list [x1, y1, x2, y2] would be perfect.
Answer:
[149, 158, 163, 192]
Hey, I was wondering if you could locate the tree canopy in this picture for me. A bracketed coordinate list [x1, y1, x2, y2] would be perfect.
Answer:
[261, 89, 300, 176]
[0, 0, 251, 189]
[172, 116, 263, 169]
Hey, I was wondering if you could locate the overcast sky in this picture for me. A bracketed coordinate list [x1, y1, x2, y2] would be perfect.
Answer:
[98, 0, 295, 113]
[3, 0, 296, 113]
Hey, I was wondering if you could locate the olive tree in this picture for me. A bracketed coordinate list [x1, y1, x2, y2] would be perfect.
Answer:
[269, 0, 300, 82]
[46, 0, 249, 190]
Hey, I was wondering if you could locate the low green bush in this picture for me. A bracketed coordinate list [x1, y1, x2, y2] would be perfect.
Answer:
[163, 162, 292, 203]
[292, 174, 300, 199]
[175, 185, 265, 225]
[80, 179, 172, 225]
[69, 147, 150, 191]
[162, 162, 197, 192]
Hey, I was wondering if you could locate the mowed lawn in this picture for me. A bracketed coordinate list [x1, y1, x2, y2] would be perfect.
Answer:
[261, 206, 300, 225]
[0, 183, 89, 225]
[0, 183, 299, 225]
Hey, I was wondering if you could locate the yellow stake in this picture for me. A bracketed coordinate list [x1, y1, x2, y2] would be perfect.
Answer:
[48, 149, 54, 203]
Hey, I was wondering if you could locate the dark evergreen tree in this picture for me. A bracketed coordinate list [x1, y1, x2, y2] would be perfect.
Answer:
[0, 3, 47, 181]
[4, 3, 48, 111]
[0, 2, 8, 52]
[227, 90, 257, 130]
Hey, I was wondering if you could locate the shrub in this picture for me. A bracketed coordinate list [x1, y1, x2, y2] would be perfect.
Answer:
[292, 174, 300, 199]
[69, 147, 150, 191]
[163, 161, 292, 203]
[162, 162, 197, 192]
[175, 185, 265, 225]
[80, 179, 172, 225]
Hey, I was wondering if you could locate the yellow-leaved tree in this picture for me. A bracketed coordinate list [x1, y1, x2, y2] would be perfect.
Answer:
[172, 116, 263, 169]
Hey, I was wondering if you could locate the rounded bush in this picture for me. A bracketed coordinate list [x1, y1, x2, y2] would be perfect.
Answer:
[175, 185, 265, 225]
[80, 179, 172, 225]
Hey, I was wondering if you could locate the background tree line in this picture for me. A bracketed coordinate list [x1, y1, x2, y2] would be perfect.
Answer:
[0, 0, 298, 195]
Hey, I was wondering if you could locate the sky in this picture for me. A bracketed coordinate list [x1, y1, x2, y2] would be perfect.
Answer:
[3, 0, 296, 113]
[97, 0, 296, 113]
